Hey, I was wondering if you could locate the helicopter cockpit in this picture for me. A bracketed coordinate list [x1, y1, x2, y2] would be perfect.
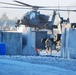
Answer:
[21, 11, 40, 25]
[23, 11, 40, 19]
[30, 12, 36, 19]
[29, 11, 40, 20]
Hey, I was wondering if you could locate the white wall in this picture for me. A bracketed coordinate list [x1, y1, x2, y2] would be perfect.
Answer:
[22, 27, 37, 55]
[61, 28, 76, 59]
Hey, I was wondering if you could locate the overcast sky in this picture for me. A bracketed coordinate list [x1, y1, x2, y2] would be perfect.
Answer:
[0, 0, 76, 22]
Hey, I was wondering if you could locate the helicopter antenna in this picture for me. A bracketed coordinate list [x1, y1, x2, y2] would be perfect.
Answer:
[58, 0, 59, 12]
[57, 0, 61, 25]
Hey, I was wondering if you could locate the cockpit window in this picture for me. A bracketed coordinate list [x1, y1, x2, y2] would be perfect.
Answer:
[30, 12, 36, 19]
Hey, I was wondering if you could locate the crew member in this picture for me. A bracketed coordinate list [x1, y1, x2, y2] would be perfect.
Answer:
[45, 38, 53, 55]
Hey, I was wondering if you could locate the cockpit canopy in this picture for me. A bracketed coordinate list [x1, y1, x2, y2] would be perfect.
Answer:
[23, 11, 40, 20]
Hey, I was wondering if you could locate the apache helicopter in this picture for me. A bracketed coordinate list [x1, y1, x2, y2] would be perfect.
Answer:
[0, 0, 76, 30]
[14, 0, 60, 30]
[0, 0, 64, 30]
[16, 10, 57, 30]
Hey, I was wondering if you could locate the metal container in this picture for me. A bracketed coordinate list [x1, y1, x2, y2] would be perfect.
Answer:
[0, 43, 6, 55]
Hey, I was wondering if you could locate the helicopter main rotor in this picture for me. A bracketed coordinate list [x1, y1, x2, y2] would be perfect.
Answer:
[0, 0, 76, 12]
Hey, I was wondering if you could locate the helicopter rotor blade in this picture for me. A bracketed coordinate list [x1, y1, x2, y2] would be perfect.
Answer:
[14, 0, 76, 8]
[0, 6, 32, 9]
[0, 2, 25, 7]
[0, 6, 76, 12]
[14, 0, 47, 8]
[1, 1, 76, 8]
[0, 1, 54, 8]
[14, 0, 35, 7]
[39, 8, 76, 12]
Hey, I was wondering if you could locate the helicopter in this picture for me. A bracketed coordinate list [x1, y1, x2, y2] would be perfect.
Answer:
[15, 10, 58, 30]
[12, 0, 59, 30]
[0, 0, 76, 30]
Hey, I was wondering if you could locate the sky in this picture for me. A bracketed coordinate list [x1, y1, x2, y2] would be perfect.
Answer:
[0, 0, 76, 22]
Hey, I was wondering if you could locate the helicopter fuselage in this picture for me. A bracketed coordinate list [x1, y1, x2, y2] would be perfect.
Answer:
[20, 11, 53, 29]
